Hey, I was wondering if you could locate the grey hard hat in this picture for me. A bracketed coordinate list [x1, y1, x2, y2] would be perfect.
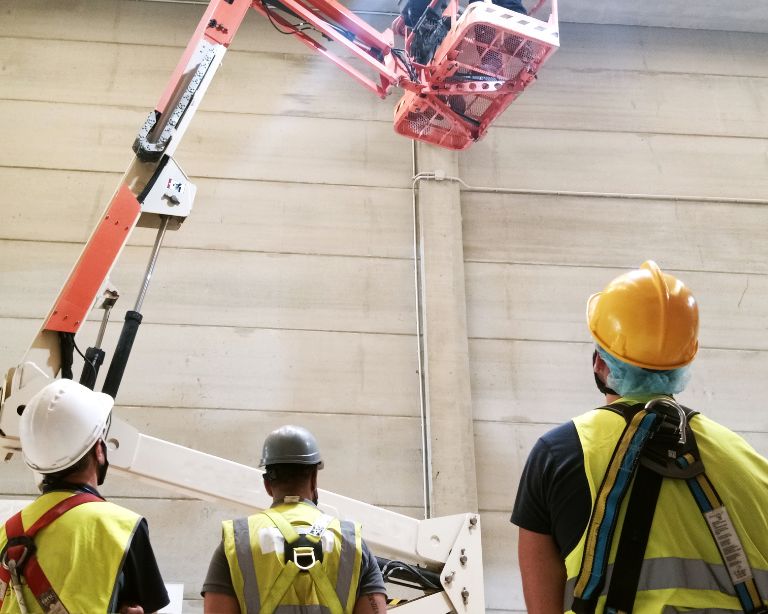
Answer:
[259, 425, 324, 468]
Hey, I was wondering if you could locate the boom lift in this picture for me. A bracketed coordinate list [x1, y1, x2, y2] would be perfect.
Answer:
[0, 0, 558, 609]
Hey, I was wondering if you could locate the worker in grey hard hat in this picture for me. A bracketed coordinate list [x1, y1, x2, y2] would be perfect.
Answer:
[202, 425, 387, 613]
[259, 424, 324, 501]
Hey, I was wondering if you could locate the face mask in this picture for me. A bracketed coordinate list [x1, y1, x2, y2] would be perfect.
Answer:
[593, 350, 618, 396]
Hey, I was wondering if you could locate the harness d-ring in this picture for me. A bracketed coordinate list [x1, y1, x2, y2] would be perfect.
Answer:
[645, 397, 688, 445]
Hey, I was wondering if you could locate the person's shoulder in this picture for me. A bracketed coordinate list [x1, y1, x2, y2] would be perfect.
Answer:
[99, 499, 142, 517]
[520, 421, 583, 476]
[691, 413, 768, 477]
[690, 412, 752, 444]
[537, 420, 580, 451]
[691, 412, 736, 431]
[691, 413, 762, 452]
[78, 500, 142, 529]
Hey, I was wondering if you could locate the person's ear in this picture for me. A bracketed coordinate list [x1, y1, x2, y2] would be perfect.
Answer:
[310, 467, 318, 491]
[94, 440, 107, 465]
[593, 351, 610, 381]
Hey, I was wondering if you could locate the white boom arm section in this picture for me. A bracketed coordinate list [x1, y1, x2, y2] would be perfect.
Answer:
[0, 0, 485, 611]
[0, 412, 484, 611]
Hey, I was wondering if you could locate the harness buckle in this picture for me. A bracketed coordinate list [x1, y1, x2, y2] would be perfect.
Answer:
[292, 546, 319, 571]
[0, 536, 36, 575]
[284, 532, 324, 572]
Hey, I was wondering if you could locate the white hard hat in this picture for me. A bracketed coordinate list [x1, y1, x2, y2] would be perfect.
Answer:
[20, 379, 114, 473]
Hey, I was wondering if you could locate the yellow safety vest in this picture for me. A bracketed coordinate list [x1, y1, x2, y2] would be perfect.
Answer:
[222, 501, 363, 614]
[565, 397, 768, 613]
[0, 490, 141, 614]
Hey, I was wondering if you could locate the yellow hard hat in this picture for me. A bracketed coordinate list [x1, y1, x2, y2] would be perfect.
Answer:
[587, 261, 698, 370]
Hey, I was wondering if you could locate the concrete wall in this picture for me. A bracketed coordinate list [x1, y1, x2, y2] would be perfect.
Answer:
[462, 21, 768, 612]
[2, 1, 768, 611]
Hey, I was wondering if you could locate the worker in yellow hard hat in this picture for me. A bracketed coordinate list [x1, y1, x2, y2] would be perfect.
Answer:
[511, 261, 768, 613]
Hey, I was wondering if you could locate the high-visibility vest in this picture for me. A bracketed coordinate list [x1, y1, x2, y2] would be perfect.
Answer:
[0, 490, 141, 614]
[565, 397, 768, 613]
[222, 501, 363, 614]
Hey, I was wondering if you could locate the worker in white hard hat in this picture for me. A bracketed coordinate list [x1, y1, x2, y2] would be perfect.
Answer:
[202, 425, 387, 613]
[0, 378, 169, 614]
[512, 261, 768, 613]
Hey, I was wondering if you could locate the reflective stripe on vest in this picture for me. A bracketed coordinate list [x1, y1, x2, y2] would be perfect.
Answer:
[335, 520, 357, 607]
[565, 401, 768, 613]
[0, 492, 141, 614]
[233, 517, 261, 613]
[567, 558, 768, 602]
[270, 607, 333, 614]
[224, 503, 362, 614]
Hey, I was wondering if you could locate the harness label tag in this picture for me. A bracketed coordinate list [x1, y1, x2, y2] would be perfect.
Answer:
[704, 506, 752, 585]
[308, 514, 334, 538]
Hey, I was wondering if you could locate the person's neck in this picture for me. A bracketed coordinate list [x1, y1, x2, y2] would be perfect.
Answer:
[61, 468, 99, 491]
[272, 488, 314, 505]
[605, 393, 620, 404]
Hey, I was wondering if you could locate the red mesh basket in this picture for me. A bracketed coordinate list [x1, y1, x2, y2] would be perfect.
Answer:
[393, 1, 559, 149]
[393, 90, 475, 150]
[431, 3, 558, 84]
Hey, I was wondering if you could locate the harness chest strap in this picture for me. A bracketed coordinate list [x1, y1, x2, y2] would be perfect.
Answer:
[0, 493, 103, 613]
[572, 402, 768, 614]
[259, 509, 343, 614]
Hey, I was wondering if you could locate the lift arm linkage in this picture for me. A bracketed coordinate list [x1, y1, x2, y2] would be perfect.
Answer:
[0, 0, 485, 611]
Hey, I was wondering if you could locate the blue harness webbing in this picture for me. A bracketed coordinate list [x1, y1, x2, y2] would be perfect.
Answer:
[570, 399, 768, 614]
[677, 453, 767, 612]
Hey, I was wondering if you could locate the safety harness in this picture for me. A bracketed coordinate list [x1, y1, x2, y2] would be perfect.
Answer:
[0, 493, 102, 614]
[571, 398, 768, 614]
[259, 508, 345, 614]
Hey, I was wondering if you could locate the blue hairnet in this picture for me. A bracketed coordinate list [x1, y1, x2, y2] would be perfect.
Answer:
[596, 346, 691, 397]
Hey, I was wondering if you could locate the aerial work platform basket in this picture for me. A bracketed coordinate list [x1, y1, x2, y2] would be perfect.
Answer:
[247, 0, 558, 149]
[394, 0, 559, 149]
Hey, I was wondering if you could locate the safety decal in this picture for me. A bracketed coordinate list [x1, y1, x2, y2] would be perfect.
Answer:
[704, 506, 753, 585]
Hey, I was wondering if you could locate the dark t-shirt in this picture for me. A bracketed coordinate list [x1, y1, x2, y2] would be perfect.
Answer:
[41, 482, 169, 612]
[111, 518, 170, 612]
[510, 421, 592, 557]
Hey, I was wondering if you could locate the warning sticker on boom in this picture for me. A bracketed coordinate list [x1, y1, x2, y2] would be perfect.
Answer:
[704, 506, 753, 585]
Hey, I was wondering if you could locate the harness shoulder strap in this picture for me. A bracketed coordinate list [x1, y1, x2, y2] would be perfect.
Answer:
[574, 400, 768, 614]
[261, 509, 301, 544]
[676, 454, 768, 614]
[603, 462, 663, 612]
[571, 407, 661, 613]
[259, 508, 344, 614]
[259, 561, 301, 614]
[0, 493, 102, 613]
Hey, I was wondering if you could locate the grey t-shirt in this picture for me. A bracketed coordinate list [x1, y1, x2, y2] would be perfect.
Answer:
[201, 507, 387, 600]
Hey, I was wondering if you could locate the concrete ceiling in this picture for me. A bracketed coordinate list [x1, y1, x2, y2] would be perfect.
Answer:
[135, 0, 768, 34]
[560, 0, 768, 35]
